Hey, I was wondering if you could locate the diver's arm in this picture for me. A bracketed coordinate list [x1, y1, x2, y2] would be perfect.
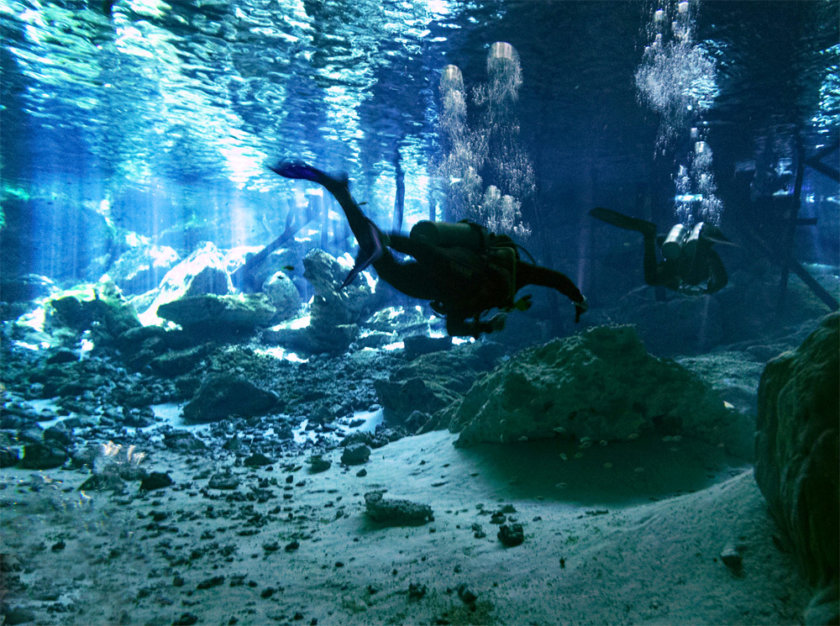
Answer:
[516, 262, 587, 321]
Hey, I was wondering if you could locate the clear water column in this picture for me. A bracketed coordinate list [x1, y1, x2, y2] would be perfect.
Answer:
[635, 0, 722, 227]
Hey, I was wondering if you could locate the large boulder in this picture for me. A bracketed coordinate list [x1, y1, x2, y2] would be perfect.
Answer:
[755, 313, 839, 620]
[445, 325, 733, 448]
[262, 271, 302, 322]
[183, 374, 278, 422]
[157, 293, 276, 334]
[137, 242, 233, 325]
[109, 242, 180, 296]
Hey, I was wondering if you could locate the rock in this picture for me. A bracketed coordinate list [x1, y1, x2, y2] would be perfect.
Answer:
[207, 472, 240, 490]
[50, 281, 141, 339]
[173, 612, 199, 625]
[307, 455, 331, 473]
[109, 242, 180, 296]
[374, 342, 504, 427]
[140, 472, 174, 491]
[149, 345, 210, 377]
[243, 453, 273, 468]
[720, 543, 743, 573]
[262, 271, 302, 321]
[19, 442, 66, 470]
[755, 313, 839, 606]
[0, 447, 20, 468]
[408, 582, 427, 600]
[263, 249, 377, 354]
[403, 334, 452, 360]
[79, 473, 128, 494]
[457, 583, 477, 605]
[184, 264, 231, 298]
[163, 430, 207, 452]
[497, 523, 524, 547]
[137, 241, 232, 325]
[341, 443, 371, 465]
[364, 491, 433, 526]
[182, 375, 277, 423]
[0, 273, 54, 303]
[2, 605, 36, 625]
[157, 293, 276, 334]
[445, 325, 731, 446]
[196, 576, 225, 590]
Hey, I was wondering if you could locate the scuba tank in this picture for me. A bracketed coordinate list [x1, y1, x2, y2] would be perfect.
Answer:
[682, 222, 707, 259]
[410, 220, 484, 250]
[661, 223, 689, 260]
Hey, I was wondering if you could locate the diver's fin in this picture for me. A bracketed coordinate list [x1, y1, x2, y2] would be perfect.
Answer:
[339, 218, 385, 289]
[269, 160, 349, 187]
[589, 207, 656, 236]
[270, 160, 327, 183]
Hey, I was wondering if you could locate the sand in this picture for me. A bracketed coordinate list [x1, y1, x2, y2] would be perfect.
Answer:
[1, 426, 810, 625]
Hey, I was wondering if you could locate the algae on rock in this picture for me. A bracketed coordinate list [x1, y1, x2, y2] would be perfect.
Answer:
[445, 325, 732, 447]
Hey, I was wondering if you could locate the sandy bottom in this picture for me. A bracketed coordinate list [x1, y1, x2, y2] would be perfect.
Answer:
[1, 430, 809, 625]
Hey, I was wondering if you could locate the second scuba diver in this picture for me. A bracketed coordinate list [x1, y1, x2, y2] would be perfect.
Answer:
[271, 161, 588, 338]
[589, 207, 730, 295]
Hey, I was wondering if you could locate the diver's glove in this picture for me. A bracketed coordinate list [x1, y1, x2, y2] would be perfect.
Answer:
[574, 296, 588, 323]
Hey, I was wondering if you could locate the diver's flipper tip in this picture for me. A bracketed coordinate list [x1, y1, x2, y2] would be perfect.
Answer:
[589, 207, 656, 235]
[269, 160, 324, 183]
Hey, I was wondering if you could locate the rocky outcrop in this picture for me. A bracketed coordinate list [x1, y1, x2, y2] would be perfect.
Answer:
[444, 325, 733, 448]
[264, 249, 377, 354]
[755, 313, 839, 621]
[182, 374, 278, 422]
[157, 293, 276, 335]
[374, 342, 505, 429]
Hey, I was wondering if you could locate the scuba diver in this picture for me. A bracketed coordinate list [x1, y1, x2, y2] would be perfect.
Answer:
[589, 207, 730, 295]
[271, 161, 588, 337]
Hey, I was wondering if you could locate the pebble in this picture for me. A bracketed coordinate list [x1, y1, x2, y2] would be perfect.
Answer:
[498, 523, 525, 547]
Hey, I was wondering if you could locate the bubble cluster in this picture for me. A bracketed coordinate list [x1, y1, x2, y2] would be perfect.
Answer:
[636, 0, 722, 226]
[436, 42, 533, 238]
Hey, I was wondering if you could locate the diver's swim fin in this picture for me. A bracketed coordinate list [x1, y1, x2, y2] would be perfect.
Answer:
[589, 207, 656, 237]
[269, 160, 349, 188]
[339, 218, 385, 289]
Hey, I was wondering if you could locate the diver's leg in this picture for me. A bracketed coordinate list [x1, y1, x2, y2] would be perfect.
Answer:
[270, 161, 377, 252]
[642, 233, 659, 285]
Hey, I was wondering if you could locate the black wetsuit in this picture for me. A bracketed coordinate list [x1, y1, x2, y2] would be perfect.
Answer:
[273, 162, 586, 337]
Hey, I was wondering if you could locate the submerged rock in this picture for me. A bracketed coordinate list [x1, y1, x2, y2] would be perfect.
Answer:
[446, 325, 731, 447]
[364, 491, 433, 526]
[182, 374, 277, 422]
[157, 293, 276, 334]
[755, 313, 839, 617]
[19, 442, 66, 470]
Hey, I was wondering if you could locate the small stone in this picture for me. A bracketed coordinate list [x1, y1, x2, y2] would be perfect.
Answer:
[260, 587, 276, 599]
[307, 455, 331, 473]
[284, 540, 300, 552]
[140, 472, 173, 491]
[498, 523, 524, 547]
[341, 443, 370, 466]
[408, 582, 427, 600]
[457, 583, 477, 605]
[356, 468, 367, 477]
[3, 606, 36, 625]
[197, 575, 225, 589]
[173, 613, 198, 626]
[208, 472, 240, 490]
[244, 453, 273, 467]
[51, 541, 65, 552]
[364, 491, 433, 526]
[720, 544, 743, 572]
